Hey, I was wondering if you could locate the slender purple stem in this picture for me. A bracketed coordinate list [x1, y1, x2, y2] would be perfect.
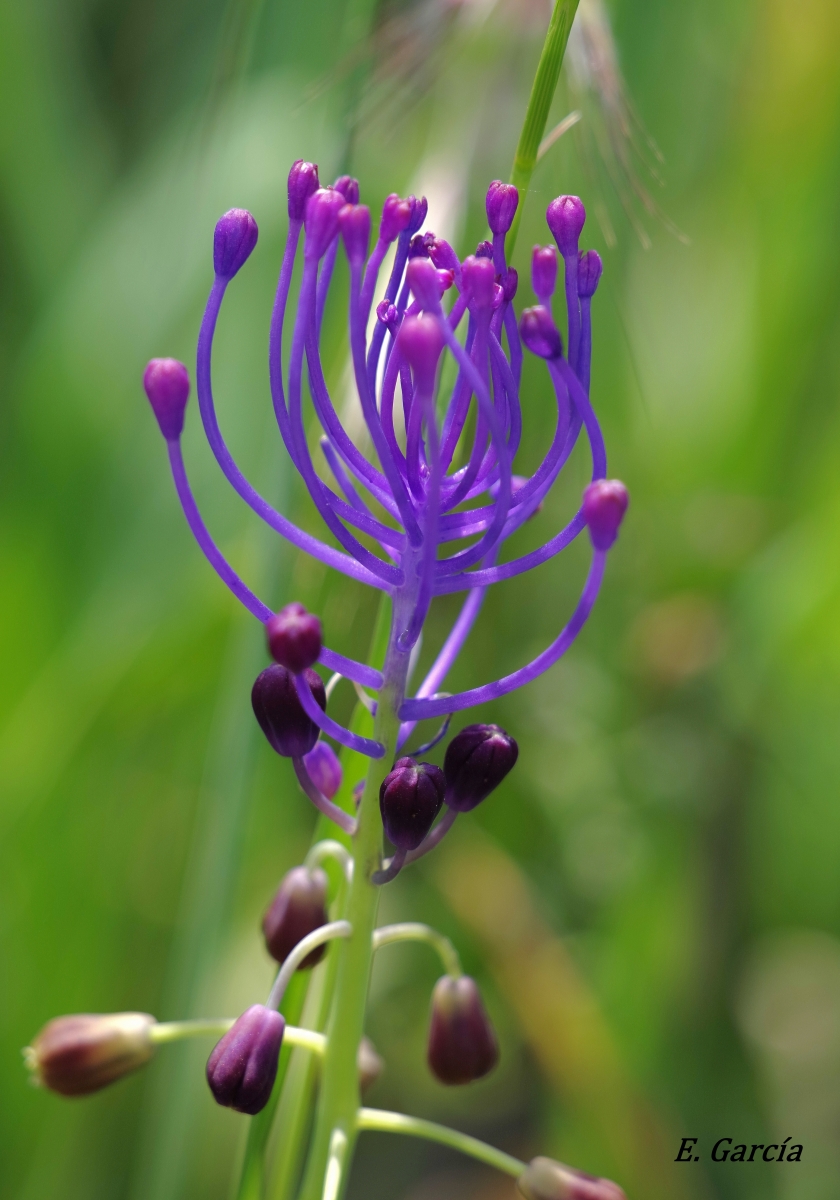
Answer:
[292, 756, 358, 835]
[295, 672, 385, 758]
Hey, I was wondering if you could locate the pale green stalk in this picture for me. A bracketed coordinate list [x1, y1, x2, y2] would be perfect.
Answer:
[356, 1109, 525, 1176]
[372, 924, 462, 978]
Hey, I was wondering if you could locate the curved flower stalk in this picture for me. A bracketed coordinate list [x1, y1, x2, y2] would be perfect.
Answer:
[32, 153, 628, 1200]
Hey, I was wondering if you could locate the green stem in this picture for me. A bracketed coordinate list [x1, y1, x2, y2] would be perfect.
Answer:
[506, 0, 581, 257]
[356, 1109, 525, 1177]
[371, 923, 462, 978]
[149, 1020, 326, 1056]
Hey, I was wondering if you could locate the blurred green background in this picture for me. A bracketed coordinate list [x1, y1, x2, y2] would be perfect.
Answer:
[2, 0, 840, 1197]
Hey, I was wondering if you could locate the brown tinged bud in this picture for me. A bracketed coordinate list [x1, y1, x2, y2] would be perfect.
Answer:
[262, 866, 329, 967]
[427, 975, 498, 1085]
[24, 1013, 156, 1096]
[517, 1158, 626, 1200]
[357, 1035, 384, 1094]
[266, 602, 322, 673]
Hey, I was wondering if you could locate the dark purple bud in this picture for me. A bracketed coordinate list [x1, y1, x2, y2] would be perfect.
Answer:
[408, 195, 428, 234]
[206, 1005, 285, 1115]
[397, 314, 445, 396]
[405, 257, 444, 312]
[357, 1035, 384, 1094]
[531, 245, 558, 301]
[302, 740, 343, 799]
[266, 602, 322, 674]
[380, 194, 414, 243]
[517, 1158, 627, 1200]
[262, 866, 329, 967]
[25, 1013, 156, 1096]
[376, 300, 399, 330]
[486, 180, 519, 235]
[339, 204, 371, 267]
[288, 160, 320, 221]
[520, 306, 563, 359]
[304, 188, 346, 260]
[461, 255, 496, 311]
[409, 233, 430, 259]
[333, 174, 359, 204]
[443, 723, 518, 813]
[502, 267, 518, 302]
[379, 756, 445, 851]
[577, 249, 603, 299]
[214, 209, 258, 280]
[475, 240, 494, 259]
[546, 195, 586, 257]
[426, 236, 459, 275]
[143, 358, 190, 441]
[427, 975, 498, 1085]
[252, 664, 326, 758]
[582, 479, 629, 551]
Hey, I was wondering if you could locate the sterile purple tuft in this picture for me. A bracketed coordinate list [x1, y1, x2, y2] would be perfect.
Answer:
[213, 209, 258, 280]
[582, 479, 629, 551]
[546, 195, 586, 257]
[288, 160, 320, 220]
[485, 181, 519, 235]
[520, 306, 563, 359]
[577, 249, 603, 298]
[143, 358, 190, 441]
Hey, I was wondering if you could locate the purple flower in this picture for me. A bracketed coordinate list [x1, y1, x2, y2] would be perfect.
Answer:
[266, 602, 322, 674]
[427, 975, 498, 1085]
[443, 723, 518, 812]
[25, 1013, 156, 1096]
[251, 665, 325, 758]
[206, 1005, 285, 1115]
[302, 740, 343, 799]
[516, 1157, 627, 1200]
[143, 358, 189, 442]
[380, 757, 445, 851]
[262, 866, 329, 967]
[582, 479, 629, 551]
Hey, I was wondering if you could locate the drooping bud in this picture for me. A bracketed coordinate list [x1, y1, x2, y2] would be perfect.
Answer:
[206, 1005, 285, 1115]
[520, 306, 563, 359]
[288, 160, 320, 221]
[214, 209, 259, 280]
[302, 740, 343, 799]
[485, 181, 519, 235]
[517, 1158, 627, 1200]
[339, 204, 371, 267]
[408, 195, 428, 234]
[408, 233, 430, 259]
[461, 255, 496, 311]
[143, 358, 190, 441]
[427, 975, 498, 1085]
[531, 245, 558, 301]
[262, 866, 329, 967]
[24, 1013, 156, 1096]
[397, 314, 445, 396]
[582, 479, 629, 551]
[405, 257, 444, 312]
[266, 602, 322, 674]
[577, 249, 603, 299]
[357, 1035, 384, 1094]
[502, 267, 519, 302]
[251, 664, 326, 758]
[379, 756, 445, 851]
[380, 194, 414, 243]
[475, 240, 494, 259]
[426, 236, 459, 275]
[333, 174, 359, 204]
[546, 195, 586, 257]
[304, 188, 346, 260]
[443, 723, 518, 812]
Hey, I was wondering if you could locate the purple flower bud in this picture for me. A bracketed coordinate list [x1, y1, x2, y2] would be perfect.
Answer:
[475, 240, 494, 259]
[520, 306, 563, 359]
[485, 180, 519, 235]
[461, 255, 496, 311]
[252, 664, 326, 758]
[405, 257, 444, 312]
[443, 723, 518, 812]
[262, 865, 329, 966]
[397, 314, 445, 396]
[302, 740, 343, 799]
[206, 1005, 285, 1115]
[582, 479, 629, 551]
[427, 975, 498, 1085]
[502, 267, 518, 302]
[426, 236, 459, 275]
[376, 300, 399, 330]
[288, 160, 320, 221]
[266, 602, 323, 674]
[531, 245, 558, 301]
[357, 1035, 384, 1094]
[25, 1012, 156, 1096]
[214, 208, 258, 280]
[380, 194, 414, 243]
[516, 1158, 627, 1200]
[333, 174, 359, 204]
[379, 756, 445, 851]
[339, 204, 371, 267]
[409, 233, 430, 259]
[546, 195, 586, 257]
[143, 358, 190, 441]
[577, 249, 603, 299]
[304, 188, 346, 260]
[408, 195, 428, 234]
